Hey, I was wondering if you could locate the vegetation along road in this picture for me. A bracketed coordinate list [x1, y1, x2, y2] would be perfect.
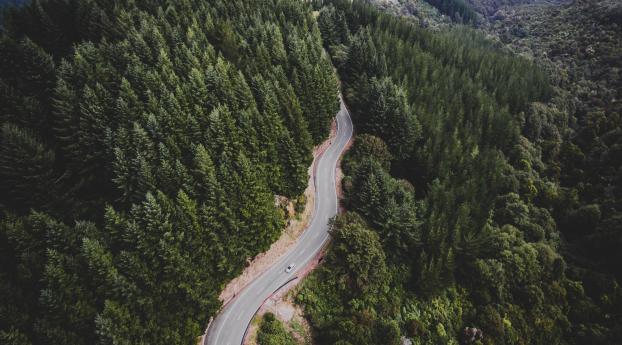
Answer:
[205, 96, 353, 345]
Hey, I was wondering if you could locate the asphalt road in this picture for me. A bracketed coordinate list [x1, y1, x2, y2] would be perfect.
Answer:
[205, 96, 353, 345]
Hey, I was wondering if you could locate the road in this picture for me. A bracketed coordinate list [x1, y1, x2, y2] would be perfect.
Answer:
[204, 96, 353, 345]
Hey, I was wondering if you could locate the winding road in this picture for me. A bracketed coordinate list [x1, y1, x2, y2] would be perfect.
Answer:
[204, 96, 353, 345]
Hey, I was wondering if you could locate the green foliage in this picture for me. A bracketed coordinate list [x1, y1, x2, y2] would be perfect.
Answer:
[297, 1, 608, 345]
[344, 134, 392, 172]
[257, 313, 296, 345]
[346, 159, 421, 263]
[328, 213, 390, 296]
[423, 0, 478, 24]
[486, 0, 622, 342]
[401, 289, 466, 345]
[297, 213, 399, 345]
[1, 0, 112, 57]
[352, 77, 421, 162]
[0, 0, 339, 344]
[0, 123, 56, 211]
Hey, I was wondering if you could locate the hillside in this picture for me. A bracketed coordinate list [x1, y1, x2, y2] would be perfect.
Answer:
[466, 0, 566, 17]
[0, 1, 338, 344]
[2, 0, 620, 344]
[484, 0, 622, 342]
[294, 0, 621, 344]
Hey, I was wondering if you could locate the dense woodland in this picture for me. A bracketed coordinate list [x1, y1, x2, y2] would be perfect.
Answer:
[298, 0, 621, 344]
[0, 0, 338, 344]
[464, 0, 553, 17]
[485, 0, 622, 342]
[2, 0, 621, 345]
[423, 0, 478, 24]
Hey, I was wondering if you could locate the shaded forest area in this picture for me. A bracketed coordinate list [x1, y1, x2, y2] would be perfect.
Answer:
[0, 0, 338, 344]
[484, 0, 622, 342]
[298, 0, 621, 344]
[423, 0, 478, 24]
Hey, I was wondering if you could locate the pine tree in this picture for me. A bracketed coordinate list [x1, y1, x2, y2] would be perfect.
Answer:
[0, 123, 56, 212]
[0, 1, 344, 343]
[279, 131, 309, 198]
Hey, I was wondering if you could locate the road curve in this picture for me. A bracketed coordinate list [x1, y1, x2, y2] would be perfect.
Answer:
[205, 96, 353, 345]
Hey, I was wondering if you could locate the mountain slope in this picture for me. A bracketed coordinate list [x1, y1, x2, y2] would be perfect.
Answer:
[0, 1, 338, 344]
[296, 1, 621, 344]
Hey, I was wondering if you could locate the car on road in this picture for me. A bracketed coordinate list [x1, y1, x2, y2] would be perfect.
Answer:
[285, 263, 295, 273]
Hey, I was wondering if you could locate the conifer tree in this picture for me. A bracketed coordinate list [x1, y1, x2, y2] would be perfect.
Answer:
[0, 123, 56, 212]
[0, 1, 342, 343]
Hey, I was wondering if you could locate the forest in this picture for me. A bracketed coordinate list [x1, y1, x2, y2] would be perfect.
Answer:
[2, 0, 620, 344]
[422, 0, 477, 24]
[0, 0, 338, 344]
[297, 0, 621, 344]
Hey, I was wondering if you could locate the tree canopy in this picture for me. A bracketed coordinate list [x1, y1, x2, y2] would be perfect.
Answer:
[298, 1, 621, 345]
[0, 1, 339, 344]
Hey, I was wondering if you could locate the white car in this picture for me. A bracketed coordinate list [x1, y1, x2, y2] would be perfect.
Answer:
[285, 263, 295, 273]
